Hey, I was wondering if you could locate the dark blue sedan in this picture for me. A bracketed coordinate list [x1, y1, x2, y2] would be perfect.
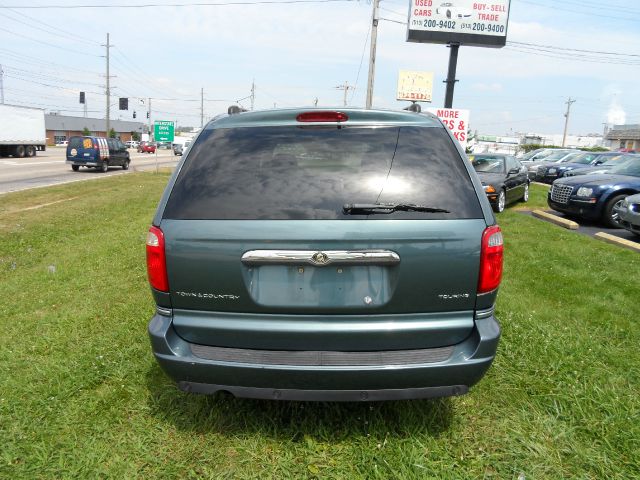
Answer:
[548, 157, 640, 227]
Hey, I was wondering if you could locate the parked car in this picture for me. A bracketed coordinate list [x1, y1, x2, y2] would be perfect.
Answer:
[526, 149, 577, 177]
[157, 141, 172, 149]
[55, 140, 68, 147]
[125, 140, 140, 149]
[519, 148, 560, 163]
[565, 154, 637, 177]
[535, 151, 620, 183]
[138, 141, 156, 153]
[548, 156, 640, 227]
[66, 136, 130, 172]
[614, 193, 640, 237]
[469, 153, 529, 212]
[172, 141, 191, 156]
[146, 107, 503, 401]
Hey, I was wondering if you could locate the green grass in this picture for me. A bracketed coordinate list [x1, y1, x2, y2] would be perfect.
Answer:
[1, 179, 638, 479]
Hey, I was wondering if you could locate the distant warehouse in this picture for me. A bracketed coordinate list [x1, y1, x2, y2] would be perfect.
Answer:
[606, 124, 640, 152]
[45, 114, 145, 146]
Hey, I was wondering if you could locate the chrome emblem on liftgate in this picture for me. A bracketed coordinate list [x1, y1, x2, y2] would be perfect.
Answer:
[311, 251, 329, 265]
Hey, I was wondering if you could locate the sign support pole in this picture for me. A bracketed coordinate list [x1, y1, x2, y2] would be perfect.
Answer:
[443, 43, 460, 109]
[155, 140, 158, 174]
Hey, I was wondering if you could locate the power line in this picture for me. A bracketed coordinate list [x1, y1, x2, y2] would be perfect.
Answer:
[0, 26, 100, 57]
[0, 7, 101, 46]
[507, 41, 640, 58]
[0, 47, 102, 75]
[0, 0, 356, 9]
[518, 0, 640, 23]
[4, 73, 103, 94]
[349, 23, 371, 104]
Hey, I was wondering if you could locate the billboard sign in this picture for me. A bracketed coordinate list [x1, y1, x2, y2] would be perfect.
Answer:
[396, 70, 434, 102]
[427, 107, 470, 147]
[407, 0, 511, 47]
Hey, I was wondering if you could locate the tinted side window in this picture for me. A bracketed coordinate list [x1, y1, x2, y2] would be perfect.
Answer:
[68, 137, 84, 149]
[163, 125, 483, 220]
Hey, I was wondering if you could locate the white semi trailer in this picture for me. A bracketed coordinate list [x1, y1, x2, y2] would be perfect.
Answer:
[0, 104, 47, 157]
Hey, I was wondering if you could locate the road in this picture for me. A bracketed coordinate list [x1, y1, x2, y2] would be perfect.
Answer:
[0, 147, 179, 195]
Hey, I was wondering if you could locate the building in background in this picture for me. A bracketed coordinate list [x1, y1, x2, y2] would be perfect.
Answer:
[45, 114, 145, 146]
[605, 124, 640, 151]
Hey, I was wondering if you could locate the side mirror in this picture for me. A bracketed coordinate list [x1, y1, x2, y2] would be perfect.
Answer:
[508, 168, 519, 175]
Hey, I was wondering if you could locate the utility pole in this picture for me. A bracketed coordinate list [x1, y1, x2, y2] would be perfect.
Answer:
[0, 64, 4, 104]
[103, 33, 114, 136]
[335, 81, 354, 107]
[365, 0, 380, 109]
[200, 87, 204, 128]
[250, 80, 255, 111]
[562, 98, 576, 147]
[148, 97, 152, 139]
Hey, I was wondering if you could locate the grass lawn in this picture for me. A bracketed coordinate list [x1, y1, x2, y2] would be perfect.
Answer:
[1, 177, 638, 479]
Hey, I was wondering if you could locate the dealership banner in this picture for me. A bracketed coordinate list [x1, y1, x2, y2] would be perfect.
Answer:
[427, 107, 470, 148]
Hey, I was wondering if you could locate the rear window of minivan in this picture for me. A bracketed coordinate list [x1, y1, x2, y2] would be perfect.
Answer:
[68, 137, 85, 149]
[163, 125, 483, 220]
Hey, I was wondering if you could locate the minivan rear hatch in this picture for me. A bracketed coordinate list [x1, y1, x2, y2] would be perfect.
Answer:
[160, 122, 487, 350]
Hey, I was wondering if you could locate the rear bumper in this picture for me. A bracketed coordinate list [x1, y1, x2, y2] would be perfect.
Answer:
[66, 159, 99, 166]
[148, 312, 500, 401]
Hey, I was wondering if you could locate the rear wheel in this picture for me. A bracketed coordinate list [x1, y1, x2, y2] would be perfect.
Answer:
[122, 158, 130, 170]
[26, 146, 36, 157]
[14, 145, 26, 158]
[493, 189, 506, 213]
[71, 164, 80, 172]
[100, 160, 109, 173]
[603, 194, 627, 228]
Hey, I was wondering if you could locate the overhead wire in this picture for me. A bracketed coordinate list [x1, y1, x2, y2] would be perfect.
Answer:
[0, 5, 101, 46]
[349, 22, 371, 104]
[0, 26, 101, 57]
[0, 0, 357, 9]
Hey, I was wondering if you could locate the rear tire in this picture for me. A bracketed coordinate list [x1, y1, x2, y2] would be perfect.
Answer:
[71, 165, 80, 172]
[14, 145, 26, 158]
[122, 158, 130, 170]
[26, 146, 36, 157]
[100, 161, 109, 173]
[603, 194, 627, 228]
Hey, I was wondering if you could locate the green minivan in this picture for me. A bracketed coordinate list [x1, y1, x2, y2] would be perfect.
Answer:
[147, 108, 503, 401]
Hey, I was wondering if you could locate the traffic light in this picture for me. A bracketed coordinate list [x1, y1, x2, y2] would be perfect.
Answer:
[146, 111, 150, 119]
[119, 97, 128, 110]
[133, 111, 137, 119]
[79, 91, 85, 104]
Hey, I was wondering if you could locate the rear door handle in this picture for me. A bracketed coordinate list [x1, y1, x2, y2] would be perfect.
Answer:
[241, 250, 400, 266]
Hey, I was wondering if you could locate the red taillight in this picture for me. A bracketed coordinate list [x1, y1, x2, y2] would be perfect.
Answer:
[146, 226, 169, 292]
[93, 140, 99, 150]
[478, 225, 504, 294]
[296, 111, 349, 123]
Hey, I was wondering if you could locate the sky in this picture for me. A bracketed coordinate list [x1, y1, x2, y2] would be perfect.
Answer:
[0, 0, 639, 136]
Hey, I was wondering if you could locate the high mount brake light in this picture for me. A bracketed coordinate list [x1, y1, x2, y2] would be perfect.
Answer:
[296, 111, 349, 123]
[146, 226, 169, 292]
[478, 225, 504, 294]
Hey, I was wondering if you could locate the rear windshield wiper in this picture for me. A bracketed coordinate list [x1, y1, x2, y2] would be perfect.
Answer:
[343, 203, 450, 215]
